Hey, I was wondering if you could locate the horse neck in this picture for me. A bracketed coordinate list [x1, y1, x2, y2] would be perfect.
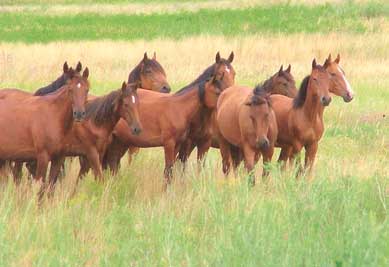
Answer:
[302, 82, 325, 122]
[49, 86, 75, 130]
[172, 86, 203, 120]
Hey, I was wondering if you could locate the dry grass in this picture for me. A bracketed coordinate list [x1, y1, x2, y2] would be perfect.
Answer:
[0, 33, 388, 91]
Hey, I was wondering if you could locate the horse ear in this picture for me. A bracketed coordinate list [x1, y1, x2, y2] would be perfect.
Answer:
[278, 65, 283, 75]
[82, 67, 89, 79]
[335, 54, 340, 64]
[286, 64, 291, 73]
[215, 52, 221, 63]
[63, 62, 69, 73]
[121, 81, 127, 92]
[228, 51, 234, 63]
[143, 52, 148, 62]
[76, 61, 82, 72]
[324, 58, 330, 68]
[312, 58, 317, 69]
[152, 52, 156, 60]
[327, 54, 332, 62]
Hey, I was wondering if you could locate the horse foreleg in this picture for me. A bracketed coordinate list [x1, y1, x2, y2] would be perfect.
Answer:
[163, 140, 176, 190]
[127, 146, 140, 166]
[104, 137, 128, 175]
[278, 146, 292, 171]
[230, 146, 243, 171]
[304, 142, 318, 177]
[261, 146, 274, 181]
[86, 150, 103, 182]
[34, 152, 49, 182]
[12, 162, 23, 184]
[78, 156, 91, 179]
[242, 144, 256, 186]
[219, 139, 232, 176]
[197, 138, 212, 170]
[47, 156, 65, 196]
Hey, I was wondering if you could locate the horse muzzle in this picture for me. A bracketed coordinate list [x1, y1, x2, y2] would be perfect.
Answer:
[256, 137, 270, 150]
[343, 92, 354, 103]
[73, 110, 86, 122]
[160, 85, 171, 94]
[131, 125, 142, 136]
[321, 96, 332, 106]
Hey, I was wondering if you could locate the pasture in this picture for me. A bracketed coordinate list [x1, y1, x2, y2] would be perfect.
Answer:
[0, 0, 389, 266]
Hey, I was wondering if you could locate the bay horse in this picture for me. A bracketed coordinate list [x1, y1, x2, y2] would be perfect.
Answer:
[177, 64, 297, 166]
[216, 84, 278, 185]
[0, 62, 83, 179]
[103, 56, 230, 188]
[176, 52, 235, 165]
[43, 82, 142, 188]
[0, 68, 90, 184]
[277, 54, 354, 165]
[271, 59, 332, 173]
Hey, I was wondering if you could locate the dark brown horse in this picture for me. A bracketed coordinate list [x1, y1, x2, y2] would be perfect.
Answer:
[0, 68, 90, 183]
[277, 54, 354, 165]
[216, 84, 278, 185]
[42, 82, 142, 187]
[271, 59, 331, 173]
[177, 64, 297, 167]
[103, 53, 231, 187]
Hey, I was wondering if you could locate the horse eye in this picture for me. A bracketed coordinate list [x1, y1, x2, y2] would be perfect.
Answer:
[331, 73, 336, 76]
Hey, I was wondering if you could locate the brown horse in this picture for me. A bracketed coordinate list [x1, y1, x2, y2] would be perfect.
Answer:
[0, 68, 90, 183]
[0, 62, 83, 180]
[216, 84, 278, 185]
[176, 52, 235, 165]
[41, 82, 142, 187]
[103, 56, 230, 187]
[271, 59, 331, 173]
[177, 64, 297, 166]
[277, 54, 354, 165]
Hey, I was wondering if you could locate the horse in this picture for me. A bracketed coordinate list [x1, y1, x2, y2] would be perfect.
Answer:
[103, 53, 233, 188]
[108, 52, 235, 177]
[277, 54, 354, 165]
[177, 64, 297, 167]
[271, 59, 332, 174]
[40, 82, 142, 189]
[0, 62, 83, 179]
[0, 68, 90, 185]
[216, 84, 278, 185]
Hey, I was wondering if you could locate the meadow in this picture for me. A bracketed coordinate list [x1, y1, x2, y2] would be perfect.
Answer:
[0, 1, 389, 266]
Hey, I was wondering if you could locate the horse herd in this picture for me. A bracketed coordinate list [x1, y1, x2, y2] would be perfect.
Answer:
[0, 51, 354, 195]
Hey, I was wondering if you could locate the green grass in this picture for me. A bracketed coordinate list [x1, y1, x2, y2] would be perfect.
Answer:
[0, 3, 388, 43]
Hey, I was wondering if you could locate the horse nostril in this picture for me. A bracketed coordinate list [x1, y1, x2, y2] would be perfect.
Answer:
[161, 86, 171, 93]
[132, 127, 142, 136]
[257, 138, 270, 150]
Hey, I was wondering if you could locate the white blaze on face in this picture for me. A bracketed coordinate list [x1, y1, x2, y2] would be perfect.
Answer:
[77, 83, 81, 89]
[337, 65, 354, 97]
[225, 66, 230, 74]
[131, 95, 136, 104]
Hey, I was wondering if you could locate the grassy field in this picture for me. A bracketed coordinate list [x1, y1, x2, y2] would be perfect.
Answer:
[0, 1, 389, 266]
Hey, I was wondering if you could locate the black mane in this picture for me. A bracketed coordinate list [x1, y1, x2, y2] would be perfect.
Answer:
[293, 75, 310, 108]
[174, 59, 232, 95]
[86, 90, 121, 125]
[34, 74, 67, 96]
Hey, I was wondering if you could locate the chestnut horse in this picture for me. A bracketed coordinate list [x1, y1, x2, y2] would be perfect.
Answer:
[216, 84, 278, 185]
[103, 63, 229, 187]
[0, 68, 90, 183]
[271, 59, 331, 173]
[277, 54, 354, 165]
[42, 82, 142, 188]
[177, 64, 297, 166]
